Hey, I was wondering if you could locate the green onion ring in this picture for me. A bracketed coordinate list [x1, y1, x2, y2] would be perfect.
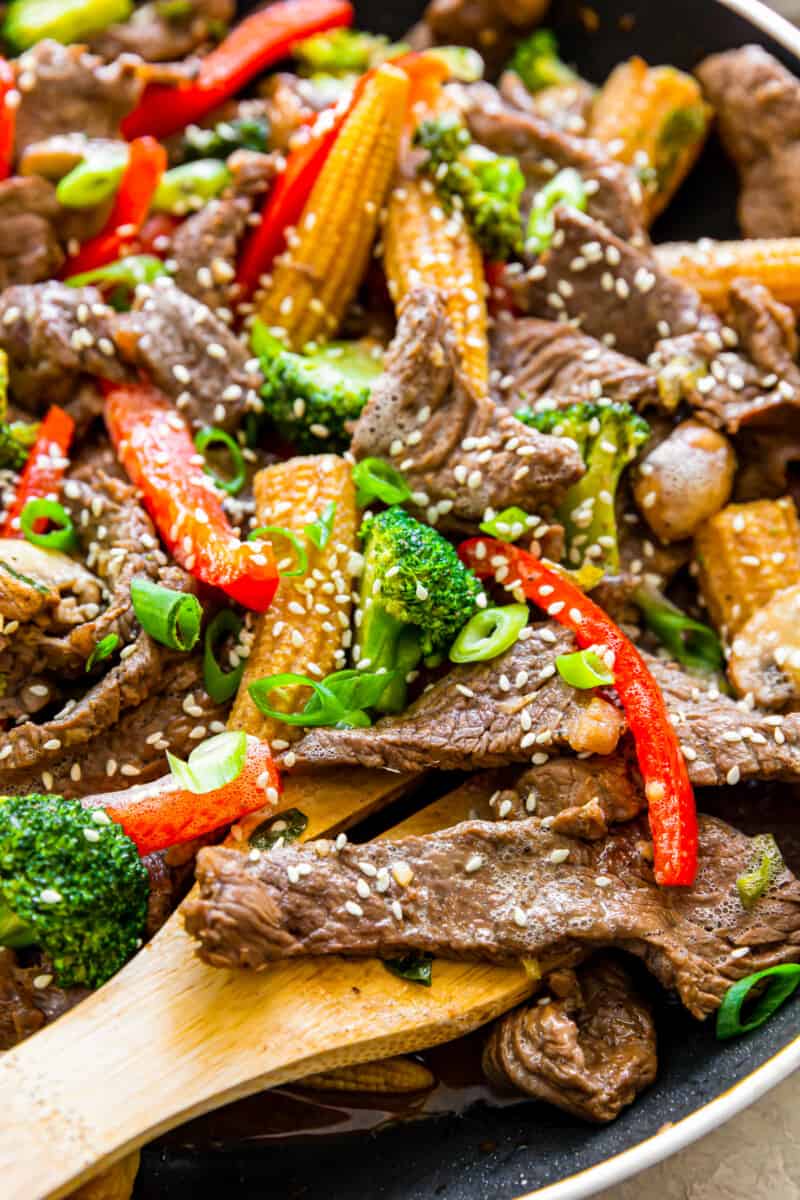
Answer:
[203, 610, 245, 703]
[449, 604, 529, 664]
[167, 730, 247, 795]
[248, 672, 346, 726]
[479, 506, 534, 543]
[351, 457, 412, 508]
[86, 632, 120, 672]
[20, 499, 78, 552]
[194, 426, 247, 496]
[716, 964, 800, 1040]
[305, 500, 337, 550]
[556, 648, 615, 689]
[130, 577, 202, 651]
[249, 525, 308, 578]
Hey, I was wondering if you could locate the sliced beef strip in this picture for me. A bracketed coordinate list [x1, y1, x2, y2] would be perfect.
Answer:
[184, 812, 800, 1020]
[460, 88, 645, 242]
[13, 41, 143, 160]
[416, 0, 550, 74]
[0, 282, 131, 413]
[90, 0, 234, 62]
[171, 195, 250, 312]
[490, 314, 657, 413]
[509, 207, 710, 360]
[113, 278, 262, 432]
[351, 288, 584, 530]
[0, 175, 64, 287]
[696, 46, 800, 238]
[498, 70, 594, 136]
[483, 956, 657, 1122]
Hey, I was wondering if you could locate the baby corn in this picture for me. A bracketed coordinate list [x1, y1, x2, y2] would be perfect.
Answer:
[257, 64, 409, 349]
[302, 1056, 435, 1094]
[656, 238, 800, 312]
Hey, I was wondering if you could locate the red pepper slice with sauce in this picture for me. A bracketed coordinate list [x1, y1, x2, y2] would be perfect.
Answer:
[105, 382, 278, 612]
[0, 57, 17, 181]
[459, 537, 698, 887]
[122, 0, 354, 142]
[1, 405, 75, 537]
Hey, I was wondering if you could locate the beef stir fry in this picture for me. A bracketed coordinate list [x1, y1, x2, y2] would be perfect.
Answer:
[2, 0, 800, 1192]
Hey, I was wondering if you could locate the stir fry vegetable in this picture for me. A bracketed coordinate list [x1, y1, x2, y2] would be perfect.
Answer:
[3, 0, 131, 52]
[1, 405, 75, 537]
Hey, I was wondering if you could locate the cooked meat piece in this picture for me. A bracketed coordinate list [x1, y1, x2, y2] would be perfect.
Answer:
[419, 0, 550, 73]
[696, 46, 800, 238]
[0, 539, 102, 627]
[0, 176, 64, 287]
[171, 196, 250, 312]
[499, 70, 594, 136]
[13, 41, 143, 159]
[483, 956, 657, 1122]
[258, 73, 317, 152]
[90, 0, 234, 62]
[735, 428, 800, 501]
[509, 208, 708, 359]
[227, 148, 279, 197]
[351, 288, 584, 529]
[113, 278, 262, 432]
[0, 947, 87, 1050]
[490, 315, 657, 412]
[632, 420, 736, 543]
[0, 282, 131, 413]
[185, 812, 800, 1019]
[461, 88, 645, 241]
[728, 584, 800, 710]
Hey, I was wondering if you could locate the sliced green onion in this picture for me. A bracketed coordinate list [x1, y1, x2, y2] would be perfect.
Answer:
[305, 500, 336, 550]
[632, 582, 726, 678]
[526, 166, 587, 255]
[203, 610, 244, 703]
[556, 648, 614, 689]
[479, 506, 535, 543]
[249, 668, 394, 728]
[86, 632, 120, 672]
[4, 0, 133, 52]
[249, 808, 308, 851]
[167, 730, 246, 795]
[352, 457, 412, 508]
[449, 604, 528, 664]
[20, 499, 78, 552]
[736, 833, 784, 910]
[249, 672, 347, 727]
[716, 964, 800, 1040]
[249, 525, 308, 578]
[66, 254, 168, 293]
[56, 146, 128, 208]
[152, 159, 231, 214]
[194, 426, 247, 496]
[130, 578, 202, 651]
[384, 952, 433, 987]
[301, 668, 393, 718]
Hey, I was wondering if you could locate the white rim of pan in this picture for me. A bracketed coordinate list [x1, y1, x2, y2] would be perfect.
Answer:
[516, 0, 800, 1196]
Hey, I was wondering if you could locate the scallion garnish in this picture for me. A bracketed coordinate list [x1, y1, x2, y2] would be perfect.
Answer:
[305, 500, 336, 550]
[249, 808, 308, 851]
[66, 254, 168, 295]
[249, 525, 308, 578]
[86, 633, 120, 672]
[736, 834, 784, 910]
[20, 499, 78, 553]
[130, 578, 202, 651]
[384, 952, 433, 987]
[479, 506, 535, 543]
[449, 604, 528, 664]
[526, 166, 587, 255]
[194, 426, 247, 496]
[249, 668, 395, 728]
[351, 457, 412, 508]
[716, 964, 800, 1040]
[556, 648, 615, 689]
[167, 730, 247, 795]
[203, 609, 244, 703]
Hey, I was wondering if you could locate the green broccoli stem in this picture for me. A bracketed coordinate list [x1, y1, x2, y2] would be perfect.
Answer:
[632, 582, 728, 681]
[0, 898, 36, 950]
[358, 598, 422, 713]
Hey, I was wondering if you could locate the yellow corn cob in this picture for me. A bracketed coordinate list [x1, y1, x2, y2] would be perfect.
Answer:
[589, 58, 711, 223]
[256, 64, 409, 349]
[68, 1153, 140, 1200]
[694, 497, 800, 637]
[228, 454, 357, 743]
[656, 239, 800, 313]
[383, 178, 489, 395]
[301, 1055, 435, 1094]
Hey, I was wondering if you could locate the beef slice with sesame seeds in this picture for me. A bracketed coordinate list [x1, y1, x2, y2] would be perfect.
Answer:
[183, 812, 800, 1019]
[696, 46, 800, 238]
[509, 207, 709, 361]
[171, 195, 251, 312]
[490, 315, 657, 413]
[0, 282, 131, 413]
[0, 176, 64, 288]
[483, 955, 657, 1122]
[113, 279, 261, 432]
[90, 0, 233, 62]
[13, 41, 143, 159]
[462, 90, 645, 242]
[351, 288, 584, 529]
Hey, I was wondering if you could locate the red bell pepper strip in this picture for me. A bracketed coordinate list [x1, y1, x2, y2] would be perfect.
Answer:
[1, 405, 75, 537]
[0, 58, 17, 181]
[459, 538, 698, 887]
[105, 382, 278, 612]
[484, 260, 518, 317]
[60, 137, 167, 277]
[122, 0, 353, 142]
[85, 736, 281, 856]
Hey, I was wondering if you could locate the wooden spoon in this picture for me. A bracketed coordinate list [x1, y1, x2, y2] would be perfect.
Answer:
[0, 770, 533, 1200]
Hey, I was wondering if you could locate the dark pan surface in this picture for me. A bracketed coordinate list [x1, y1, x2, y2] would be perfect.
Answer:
[134, 2, 800, 1195]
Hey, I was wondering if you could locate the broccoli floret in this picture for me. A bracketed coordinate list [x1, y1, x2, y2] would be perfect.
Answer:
[517, 401, 650, 576]
[292, 28, 406, 75]
[0, 794, 149, 989]
[357, 507, 485, 712]
[182, 114, 271, 161]
[508, 29, 578, 93]
[0, 347, 35, 469]
[252, 321, 383, 453]
[414, 114, 525, 261]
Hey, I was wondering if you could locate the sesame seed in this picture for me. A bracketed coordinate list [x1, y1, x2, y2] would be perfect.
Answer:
[345, 900, 363, 917]
[726, 766, 741, 785]
[548, 848, 570, 864]
[512, 906, 528, 928]
[465, 854, 484, 873]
